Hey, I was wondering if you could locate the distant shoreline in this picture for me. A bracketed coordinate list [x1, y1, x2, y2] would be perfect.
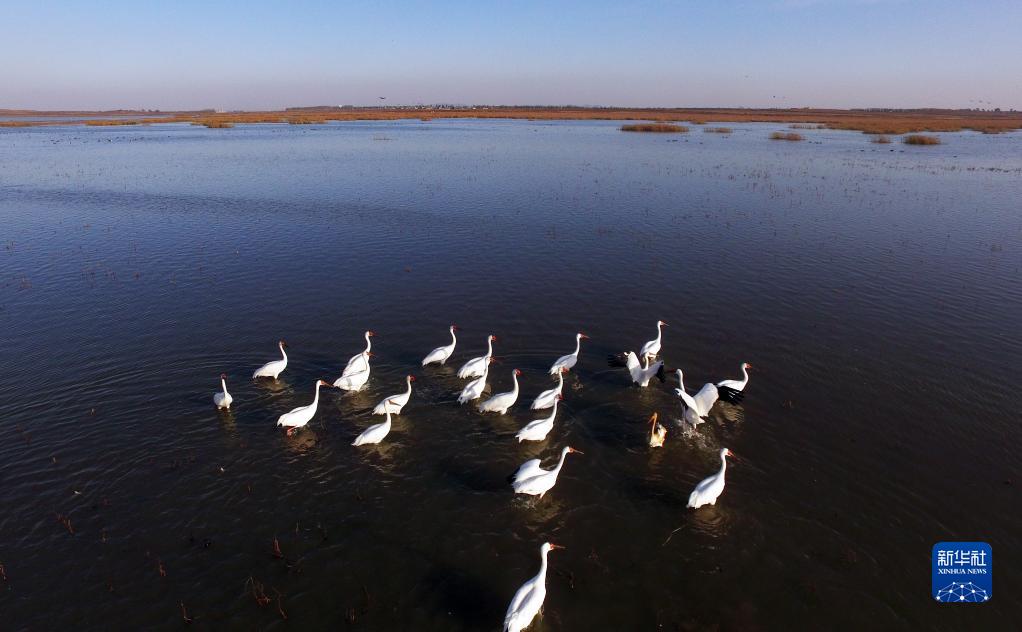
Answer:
[2, 106, 1020, 135]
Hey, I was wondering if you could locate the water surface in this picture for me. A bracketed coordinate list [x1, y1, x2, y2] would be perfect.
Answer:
[1, 120, 1019, 629]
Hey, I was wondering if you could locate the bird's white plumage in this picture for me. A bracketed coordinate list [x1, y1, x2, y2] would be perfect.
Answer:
[458, 358, 491, 404]
[548, 333, 587, 374]
[457, 335, 496, 379]
[503, 543, 560, 632]
[213, 376, 233, 409]
[422, 326, 458, 366]
[479, 369, 521, 414]
[511, 446, 579, 497]
[342, 331, 374, 376]
[276, 380, 327, 434]
[531, 370, 564, 410]
[253, 341, 288, 379]
[639, 320, 666, 360]
[352, 411, 392, 446]
[516, 397, 560, 442]
[617, 351, 663, 387]
[717, 362, 751, 392]
[674, 369, 719, 420]
[334, 352, 371, 391]
[687, 448, 732, 508]
[373, 375, 414, 415]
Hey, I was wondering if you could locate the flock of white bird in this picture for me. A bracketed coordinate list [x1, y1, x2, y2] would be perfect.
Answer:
[213, 321, 752, 632]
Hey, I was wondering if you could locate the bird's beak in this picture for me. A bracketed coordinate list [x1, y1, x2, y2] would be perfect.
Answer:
[649, 412, 658, 424]
[568, 448, 584, 455]
[549, 543, 565, 550]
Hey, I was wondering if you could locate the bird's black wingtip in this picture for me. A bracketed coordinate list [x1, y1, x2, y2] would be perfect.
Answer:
[718, 385, 745, 404]
[607, 354, 627, 368]
[655, 363, 666, 383]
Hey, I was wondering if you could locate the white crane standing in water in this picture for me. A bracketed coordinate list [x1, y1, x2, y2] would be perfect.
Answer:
[510, 446, 582, 498]
[252, 340, 288, 379]
[458, 334, 497, 378]
[373, 375, 415, 415]
[503, 542, 564, 632]
[687, 448, 734, 508]
[479, 368, 521, 414]
[639, 320, 667, 361]
[276, 379, 329, 436]
[422, 325, 459, 366]
[548, 332, 589, 374]
[213, 373, 233, 409]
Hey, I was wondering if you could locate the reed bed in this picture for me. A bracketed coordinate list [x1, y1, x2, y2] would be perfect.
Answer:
[3, 107, 1020, 135]
[621, 123, 689, 133]
[872, 135, 892, 144]
[770, 131, 804, 141]
[789, 123, 825, 129]
[84, 120, 139, 126]
[195, 120, 234, 129]
[903, 134, 940, 145]
[704, 127, 733, 133]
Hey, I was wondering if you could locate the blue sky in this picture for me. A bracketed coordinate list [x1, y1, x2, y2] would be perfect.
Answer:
[2, 0, 1020, 110]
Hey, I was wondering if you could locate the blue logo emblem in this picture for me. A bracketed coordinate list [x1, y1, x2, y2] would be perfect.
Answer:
[932, 542, 991, 602]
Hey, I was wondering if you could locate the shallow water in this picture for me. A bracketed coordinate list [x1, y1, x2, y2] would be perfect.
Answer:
[1, 119, 1019, 630]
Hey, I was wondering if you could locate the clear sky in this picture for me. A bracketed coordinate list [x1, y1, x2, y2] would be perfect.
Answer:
[2, 0, 1020, 110]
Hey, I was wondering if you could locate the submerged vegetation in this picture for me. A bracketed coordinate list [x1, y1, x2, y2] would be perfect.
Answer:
[770, 131, 804, 141]
[621, 123, 689, 133]
[903, 134, 941, 145]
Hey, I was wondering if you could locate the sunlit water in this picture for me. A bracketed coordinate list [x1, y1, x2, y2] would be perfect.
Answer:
[1, 120, 1019, 629]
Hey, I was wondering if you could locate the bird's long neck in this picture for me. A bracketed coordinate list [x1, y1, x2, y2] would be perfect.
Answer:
[312, 382, 322, 405]
[557, 371, 564, 390]
[405, 377, 413, 396]
[364, 333, 372, 354]
[511, 372, 519, 395]
[654, 322, 663, 343]
[221, 378, 228, 395]
[719, 454, 728, 477]
[537, 549, 550, 586]
[485, 337, 493, 357]
[572, 335, 581, 356]
[279, 343, 288, 362]
[549, 399, 559, 418]
[740, 365, 750, 386]
[554, 449, 569, 473]
[450, 328, 457, 346]
[676, 370, 685, 391]
[383, 412, 392, 427]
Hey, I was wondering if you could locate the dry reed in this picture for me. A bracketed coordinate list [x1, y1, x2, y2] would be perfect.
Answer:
[903, 134, 940, 145]
[770, 131, 804, 141]
[621, 123, 688, 133]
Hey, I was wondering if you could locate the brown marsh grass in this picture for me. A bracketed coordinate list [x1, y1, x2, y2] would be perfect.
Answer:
[3, 107, 1020, 135]
[789, 123, 825, 129]
[621, 123, 689, 133]
[872, 135, 892, 144]
[903, 134, 940, 145]
[704, 127, 733, 133]
[195, 120, 234, 129]
[770, 131, 804, 141]
[84, 120, 139, 126]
